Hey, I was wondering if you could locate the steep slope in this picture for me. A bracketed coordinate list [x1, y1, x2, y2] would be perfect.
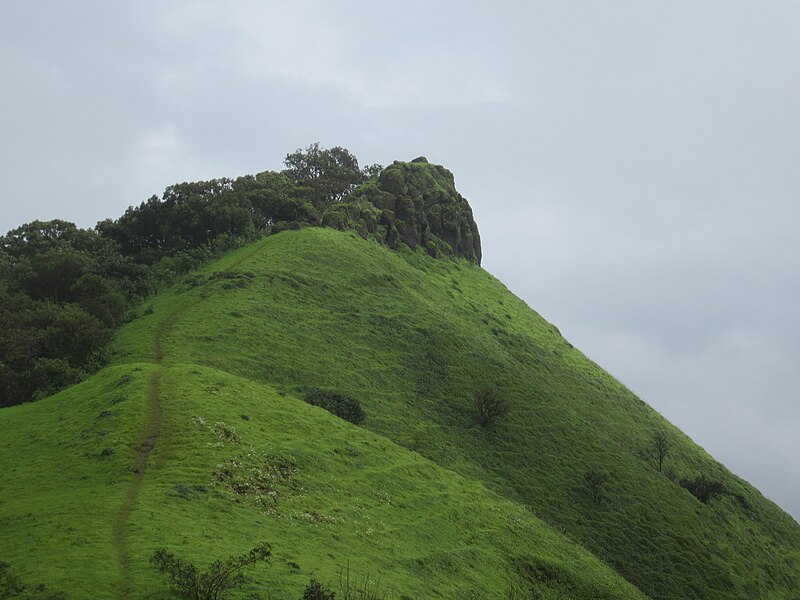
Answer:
[0, 237, 644, 599]
[3, 225, 799, 599]
[107, 227, 799, 599]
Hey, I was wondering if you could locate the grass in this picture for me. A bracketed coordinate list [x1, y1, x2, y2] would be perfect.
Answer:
[0, 364, 643, 599]
[2, 227, 799, 599]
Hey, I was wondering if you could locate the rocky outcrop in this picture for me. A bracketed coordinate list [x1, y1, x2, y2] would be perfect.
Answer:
[348, 158, 482, 263]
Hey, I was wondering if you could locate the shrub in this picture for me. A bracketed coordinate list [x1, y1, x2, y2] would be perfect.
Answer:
[211, 421, 241, 444]
[473, 387, 510, 428]
[680, 474, 724, 504]
[172, 483, 207, 500]
[150, 542, 271, 600]
[303, 579, 336, 600]
[584, 468, 610, 504]
[304, 389, 365, 424]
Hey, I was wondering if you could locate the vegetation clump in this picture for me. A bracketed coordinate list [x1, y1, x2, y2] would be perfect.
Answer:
[680, 474, 725, 504]
[302, 579, 336, 600]
[584, 468, 610, 504]
[639, 430, 672, 473]
[212, 451, 300, 512]
[150, 542, 271, 600]
[304, 389, 365, 424]
[283, 143, 381, 208]
[473, 387, 510, 428]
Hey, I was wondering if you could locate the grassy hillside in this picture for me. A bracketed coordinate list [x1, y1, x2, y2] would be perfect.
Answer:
[0, 233, 644, 599]
[0, 362, 644, 599]
[2, 227, 799, 598]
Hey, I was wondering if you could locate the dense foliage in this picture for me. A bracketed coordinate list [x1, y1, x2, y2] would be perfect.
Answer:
[301, 579, 336, 600]
[472, 387, 510, 427]
[0, 220, 146, 406]
[283, 143, 380, 208]
[679, 474, 725, 504]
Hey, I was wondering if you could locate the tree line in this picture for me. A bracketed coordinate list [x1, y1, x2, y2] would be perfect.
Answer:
[0, 144, 379, 407]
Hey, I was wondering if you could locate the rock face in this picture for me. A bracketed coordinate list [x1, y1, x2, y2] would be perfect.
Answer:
[348, 158, 482, 263]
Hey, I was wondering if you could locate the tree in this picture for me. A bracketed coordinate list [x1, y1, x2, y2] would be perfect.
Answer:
[0, 298, 109, 407]
[24, 248, 88, 303]
[71, 273, 127, 325]
[150, 542, 272, 600]
[283, 143, 379, 208]
[0, 219, 104, 258]
[585, 468, 610, 504]
[244, 171, 319, 227]
[473, 387, 510, 427]
[652, 431, 671, 473]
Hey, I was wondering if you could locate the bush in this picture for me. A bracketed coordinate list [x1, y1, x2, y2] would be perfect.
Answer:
[303, 579, 336, 600]
[304, 389, 365, 424]
[150, 542, 271, 600]
[584, 468, 610, 504]
[473, 387, 510, 428]
[680, 474, 724, 504]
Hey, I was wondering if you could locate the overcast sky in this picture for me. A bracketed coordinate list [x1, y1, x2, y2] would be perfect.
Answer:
[1, 1, 798, 519]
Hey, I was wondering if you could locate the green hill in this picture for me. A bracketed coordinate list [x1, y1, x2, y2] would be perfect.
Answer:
[1, 159, 799, 599]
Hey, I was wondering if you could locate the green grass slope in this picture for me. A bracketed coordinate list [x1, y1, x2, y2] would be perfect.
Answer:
[2, 227, 798, 599]
[0, 234, 644, 599]
[0, 363, 646, 599]
[113, 227, 800, 599]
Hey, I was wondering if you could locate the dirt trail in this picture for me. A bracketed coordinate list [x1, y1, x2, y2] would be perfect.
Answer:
[111, 240, 267, 598]
[111, 370, 162, 598]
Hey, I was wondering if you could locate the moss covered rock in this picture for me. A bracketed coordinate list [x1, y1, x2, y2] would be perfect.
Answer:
[350, 159, 482, 263]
